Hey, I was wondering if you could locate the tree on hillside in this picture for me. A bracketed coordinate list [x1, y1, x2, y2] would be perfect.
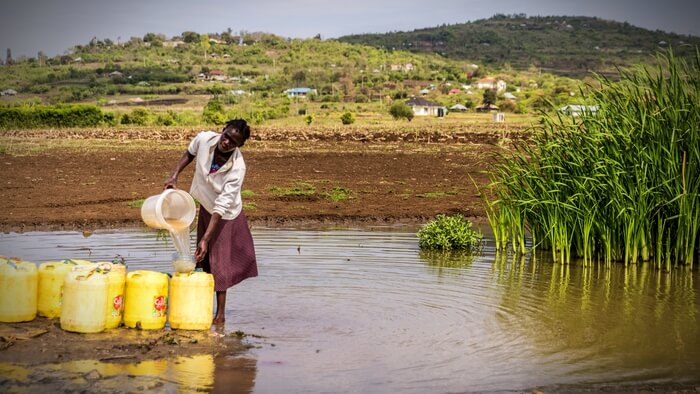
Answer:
[182, 31, 200, 44]
[292, 70, 306, 85]
[201, 34, 211, 59]
[143, 33, 159, 42]
[483, 89, 497, 106]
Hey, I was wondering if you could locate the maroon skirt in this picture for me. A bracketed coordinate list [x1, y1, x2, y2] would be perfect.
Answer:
[196, 206, 258, 291]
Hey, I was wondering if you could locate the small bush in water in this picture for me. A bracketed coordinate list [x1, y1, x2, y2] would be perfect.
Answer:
[418, 214, 483, 251]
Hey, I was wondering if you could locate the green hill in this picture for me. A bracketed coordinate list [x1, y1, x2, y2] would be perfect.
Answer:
[337, 14, 700, 76]
[1, 20, 695, 127]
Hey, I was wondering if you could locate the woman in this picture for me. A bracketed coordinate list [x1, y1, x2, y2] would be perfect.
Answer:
[164, 119, 257, 324]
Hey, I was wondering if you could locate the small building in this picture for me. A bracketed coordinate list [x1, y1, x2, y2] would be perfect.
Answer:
[503, 92, 517, 101]
[285, 87, 315, 97]
[162, 40, 185, 48]
[285, 87, 317, 97]
[389, 63, 414, 72]
[406, 97, 447, 117]
[560, 105, 598, 116]
[0, 89, 17, 96]
[476, 78, 507, 92]
[208, 70, 227, 81]
[475, 104, 499, 113]
[108, 71, 123, 78]
[449, 103, 468, 112]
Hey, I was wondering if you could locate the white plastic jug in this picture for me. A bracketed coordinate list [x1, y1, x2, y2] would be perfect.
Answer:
[141, 189, 196, 231]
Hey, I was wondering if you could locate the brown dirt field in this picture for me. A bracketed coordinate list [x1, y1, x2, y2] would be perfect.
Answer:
[0, 127, 511, 232]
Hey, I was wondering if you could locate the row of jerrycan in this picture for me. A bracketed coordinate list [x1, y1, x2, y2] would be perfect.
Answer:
[0, 257, 214, 332]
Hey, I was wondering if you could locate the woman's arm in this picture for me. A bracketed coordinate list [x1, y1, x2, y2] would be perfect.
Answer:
[164, 150, 195, 189]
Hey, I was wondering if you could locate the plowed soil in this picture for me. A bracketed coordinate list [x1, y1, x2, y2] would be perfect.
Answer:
[0, 126, 513, 232]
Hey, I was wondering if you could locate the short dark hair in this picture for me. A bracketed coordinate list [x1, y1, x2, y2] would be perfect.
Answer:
[223, 119, 251, 142]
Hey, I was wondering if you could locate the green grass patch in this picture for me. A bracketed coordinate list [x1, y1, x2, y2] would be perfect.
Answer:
[324, 187, 353, 202]
[268, 182, 317, 200]
[415, 191, 458, 198]
[241, 189, 255, 198]
[127, 199, 145, 208]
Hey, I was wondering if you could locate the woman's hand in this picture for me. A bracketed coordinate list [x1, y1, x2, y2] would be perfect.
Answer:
[195, 239, 208, 262]
[164, 175, 177, 190]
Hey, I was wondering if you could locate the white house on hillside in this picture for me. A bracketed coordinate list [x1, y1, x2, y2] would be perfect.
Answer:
[285, 87, 317, 97]
[406, 97, 447, 117]
[476, 78, 507, 92]
[560, 105, 599, 116]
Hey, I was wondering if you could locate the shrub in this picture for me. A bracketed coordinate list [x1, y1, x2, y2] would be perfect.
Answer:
[340, 112, 355, 125]
[417, 214, 483, 251]
[303, 114, 314, 125]
[389, 101, 414, 121]
[202, 98, 226, 125]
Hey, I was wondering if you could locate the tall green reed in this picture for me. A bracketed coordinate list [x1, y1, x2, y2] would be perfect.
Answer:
[484, 49, 699, 268]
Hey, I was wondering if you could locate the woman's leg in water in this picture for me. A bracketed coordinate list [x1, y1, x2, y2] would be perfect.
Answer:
[213, 291, 226, 324]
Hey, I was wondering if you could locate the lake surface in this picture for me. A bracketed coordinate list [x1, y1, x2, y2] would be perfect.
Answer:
[1, 226, 698, 393]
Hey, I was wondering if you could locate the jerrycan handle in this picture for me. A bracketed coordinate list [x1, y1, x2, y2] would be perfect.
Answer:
[96, 263, 112, 274]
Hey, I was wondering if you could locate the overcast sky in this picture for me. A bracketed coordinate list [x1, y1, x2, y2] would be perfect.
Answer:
[2, 0, 699, 58]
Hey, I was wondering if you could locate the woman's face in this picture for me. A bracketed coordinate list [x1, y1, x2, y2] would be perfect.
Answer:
[218, 128, 244, 153]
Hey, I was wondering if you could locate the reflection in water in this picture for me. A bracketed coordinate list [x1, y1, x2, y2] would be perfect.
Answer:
[0, 228, 698, 392]
[212, 354, 258, 394]
[492, 251, 699, 388]
[0, 354, 257, 393]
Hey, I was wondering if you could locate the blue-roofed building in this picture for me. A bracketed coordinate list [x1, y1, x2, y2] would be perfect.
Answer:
[285, 87, 317, 97]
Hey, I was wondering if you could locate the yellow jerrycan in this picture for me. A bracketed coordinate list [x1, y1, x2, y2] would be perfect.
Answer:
[0, 257, 38, 323]
[38, 259, 93, 318]
[123, 270, 169, 330]
[60, 263, 111, 333]
[100, 262, 127, 329]
[169, 271, 214, 330]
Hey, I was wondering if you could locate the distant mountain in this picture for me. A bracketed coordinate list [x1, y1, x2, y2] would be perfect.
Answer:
[337, 14, 700, 76]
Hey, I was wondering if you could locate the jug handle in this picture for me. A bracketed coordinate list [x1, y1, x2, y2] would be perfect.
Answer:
[96, 262, 113, 274]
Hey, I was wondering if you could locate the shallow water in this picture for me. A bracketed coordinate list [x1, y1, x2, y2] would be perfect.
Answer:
[1, 227, 699, 393]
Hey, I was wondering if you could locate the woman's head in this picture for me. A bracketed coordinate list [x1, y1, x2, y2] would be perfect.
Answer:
[223, 119, 250, 142]
[218, 119, 251, 152]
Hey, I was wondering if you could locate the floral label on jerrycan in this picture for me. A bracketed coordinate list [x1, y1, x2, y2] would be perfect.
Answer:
[111, 294, 123, 317]
[153, 295, 167, 317]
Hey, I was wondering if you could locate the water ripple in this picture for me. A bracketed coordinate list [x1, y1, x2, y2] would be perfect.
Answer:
[1, 228, 699, 393]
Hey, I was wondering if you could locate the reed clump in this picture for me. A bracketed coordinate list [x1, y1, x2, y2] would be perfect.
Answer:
[485, 50, 699, 268]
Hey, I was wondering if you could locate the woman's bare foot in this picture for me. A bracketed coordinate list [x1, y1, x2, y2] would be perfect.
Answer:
[212, 316, 226, 324]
